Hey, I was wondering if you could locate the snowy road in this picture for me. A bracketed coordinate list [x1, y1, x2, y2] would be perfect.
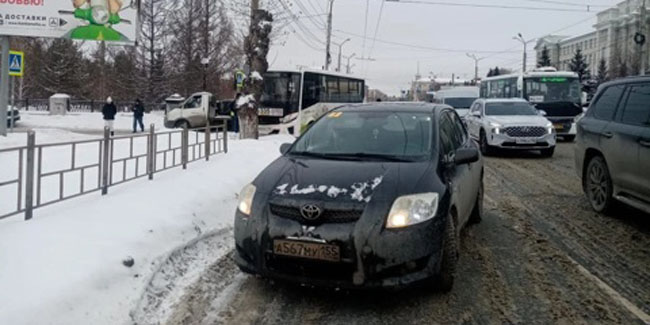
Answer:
[154, 143, 650, 325]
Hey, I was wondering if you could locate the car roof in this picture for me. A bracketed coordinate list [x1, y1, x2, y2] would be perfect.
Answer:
[477, 98, 529, 104]
[599, 75, 650, 88]
[338, 102, 451, 113]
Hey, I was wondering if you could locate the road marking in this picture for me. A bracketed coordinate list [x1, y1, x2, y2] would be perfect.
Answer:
[566, 256, 650, 324]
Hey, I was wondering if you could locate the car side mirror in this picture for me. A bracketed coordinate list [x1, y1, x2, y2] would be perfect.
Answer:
[538, 109, 547, 116]
[280, 143, 292, 155]
[454, 148, 479, 165]
[472, 112, 481, 117]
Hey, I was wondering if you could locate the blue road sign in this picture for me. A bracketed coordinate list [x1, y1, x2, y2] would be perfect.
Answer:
[9, 51, 24, 77]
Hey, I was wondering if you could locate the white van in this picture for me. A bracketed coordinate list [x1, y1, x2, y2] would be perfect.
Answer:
[164, 92, 232, 129]
[432, 86, 480, 118]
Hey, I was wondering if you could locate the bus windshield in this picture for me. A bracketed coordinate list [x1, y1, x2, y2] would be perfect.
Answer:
[260, 72, 300, 109]
[524, 77, 581, 103]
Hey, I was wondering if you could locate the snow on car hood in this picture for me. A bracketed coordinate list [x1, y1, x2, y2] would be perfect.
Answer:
[486, 115, 550, 127]
[254, 156, 433, 204]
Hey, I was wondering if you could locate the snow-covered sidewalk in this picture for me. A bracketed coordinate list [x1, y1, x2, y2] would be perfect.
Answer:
[0, 134, 292, 325]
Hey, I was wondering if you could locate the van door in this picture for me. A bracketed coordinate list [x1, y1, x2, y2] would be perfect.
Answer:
[182, 94, 206, 127]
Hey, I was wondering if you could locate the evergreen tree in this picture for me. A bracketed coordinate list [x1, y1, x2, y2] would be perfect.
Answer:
[487, 68, 494, 77]
[494, 67, 501, 76]
[569, 48, 590, 81]
[617, 60, 628, 78]
[538, 46, 552, 67]
[597, 58, 608, 83]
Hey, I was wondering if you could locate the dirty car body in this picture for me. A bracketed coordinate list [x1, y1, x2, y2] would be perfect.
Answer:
[234, 103, 483, 290]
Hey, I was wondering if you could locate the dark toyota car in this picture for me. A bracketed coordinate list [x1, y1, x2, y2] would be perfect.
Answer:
[234, 103, 483, 291]
[575, 76, 650, 214]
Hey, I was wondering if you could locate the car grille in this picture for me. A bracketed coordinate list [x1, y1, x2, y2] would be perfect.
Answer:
[503, 126, 546, 137]
[269, 203, 363, 224]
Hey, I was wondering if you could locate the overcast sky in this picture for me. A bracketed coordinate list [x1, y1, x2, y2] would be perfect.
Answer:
[268, 0, 623, 96]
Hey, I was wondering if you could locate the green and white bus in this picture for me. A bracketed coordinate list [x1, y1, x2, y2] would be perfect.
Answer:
[480, 67, 583, 140]
[258, 69, 365, 136]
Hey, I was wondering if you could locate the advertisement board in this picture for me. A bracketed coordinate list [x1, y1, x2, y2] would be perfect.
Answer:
[0, 0, 139, 44]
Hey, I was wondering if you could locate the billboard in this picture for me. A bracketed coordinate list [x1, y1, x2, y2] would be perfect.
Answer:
[0, 0, 139, 44]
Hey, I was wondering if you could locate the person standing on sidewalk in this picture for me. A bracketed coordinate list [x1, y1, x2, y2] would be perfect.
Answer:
[132, 99, 145, 133]
[102, 97, 117, 136]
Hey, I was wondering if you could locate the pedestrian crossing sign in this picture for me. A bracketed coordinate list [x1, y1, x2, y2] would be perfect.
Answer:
[8, 51, 24, 77]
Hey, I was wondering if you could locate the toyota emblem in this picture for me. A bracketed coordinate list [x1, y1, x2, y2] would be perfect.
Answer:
[300, 204, 322, 221]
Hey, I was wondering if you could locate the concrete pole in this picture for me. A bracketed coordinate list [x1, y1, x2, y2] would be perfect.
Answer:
[641, 0, 647, 75]
[0, 37, 8, 136]
[324, 0, 334, 70]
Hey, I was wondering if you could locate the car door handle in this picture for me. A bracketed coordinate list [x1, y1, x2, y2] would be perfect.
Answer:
[601, 132, 614, 139]
[640, 139, 650, 148]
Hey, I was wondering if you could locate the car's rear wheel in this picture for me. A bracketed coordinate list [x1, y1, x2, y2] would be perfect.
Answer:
[584, 156, 614, 213]
[479, 130, 493, 156]
[175, 120, 190, 129]
[468, 178, 483, 224]
[433, 215, 458, 292]
[540, 147, 555, 158]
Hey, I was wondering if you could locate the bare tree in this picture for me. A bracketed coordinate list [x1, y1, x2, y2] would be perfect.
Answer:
[139, 0, 170, 104]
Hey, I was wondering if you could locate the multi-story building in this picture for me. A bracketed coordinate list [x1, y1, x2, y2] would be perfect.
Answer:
[535, 0, 650, 76]
[367, 88, 389, 102]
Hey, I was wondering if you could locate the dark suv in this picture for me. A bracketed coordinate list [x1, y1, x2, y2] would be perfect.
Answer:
[575, 76, 650, 214]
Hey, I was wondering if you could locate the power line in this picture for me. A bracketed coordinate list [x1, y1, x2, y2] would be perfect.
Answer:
[361, 0, 371, 60]
[519, 0, 610, 8]
[385, 0, 597, 12]
[334, 29, 521, 54]
[367, 0, 386, 60]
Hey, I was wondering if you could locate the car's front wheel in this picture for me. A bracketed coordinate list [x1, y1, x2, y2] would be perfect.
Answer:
[584, 156, 614, 213]
[433, 215, 458, 292]
[540, 147, 555, 158]
[479, 130, 493, 156]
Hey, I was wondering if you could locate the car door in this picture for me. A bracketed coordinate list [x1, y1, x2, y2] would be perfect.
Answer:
[613, 82, 650, 200]
[600, 84, 644, 195]
[182, 94, 204, 127]
[439, 111, 473, 228]
[466, 102, 481, 139]
[449, 111, 479, 226]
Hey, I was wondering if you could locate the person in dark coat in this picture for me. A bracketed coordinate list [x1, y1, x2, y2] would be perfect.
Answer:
[132, 99, 145, 133]
[102, 96, 117, 136]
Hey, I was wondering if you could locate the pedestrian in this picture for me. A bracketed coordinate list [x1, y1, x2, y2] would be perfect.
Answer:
[102, 96, 117, 136]
[132, 99, 145, 133]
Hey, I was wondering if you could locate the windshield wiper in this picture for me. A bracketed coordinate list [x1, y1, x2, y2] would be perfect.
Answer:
[331, 153, 415, 162]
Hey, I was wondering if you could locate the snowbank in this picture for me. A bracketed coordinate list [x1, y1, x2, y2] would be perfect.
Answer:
[0, 134, 293, 324]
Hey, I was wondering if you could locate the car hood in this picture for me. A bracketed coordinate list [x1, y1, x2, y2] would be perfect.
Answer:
[254, 156, 435, 204]
[486, 115, 550, 127]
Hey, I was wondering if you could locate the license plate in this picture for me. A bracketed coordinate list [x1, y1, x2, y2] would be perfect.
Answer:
[553, 123, 564, 130]
[273, 239, 340, 262]
[258, 108, 284, 117]
[515, 138, 537, 144]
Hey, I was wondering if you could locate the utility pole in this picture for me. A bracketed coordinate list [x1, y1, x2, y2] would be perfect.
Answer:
[466, 53, 484, 84]
[325, 0, 334, 70]
[0, 37, 9, 136]
[346, 53, 356, 74]
[641, 0, 647, 75]
[337, 38, 351, 72]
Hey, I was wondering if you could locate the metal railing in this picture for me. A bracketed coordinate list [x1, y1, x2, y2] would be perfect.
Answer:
[0, 119, 229, 221]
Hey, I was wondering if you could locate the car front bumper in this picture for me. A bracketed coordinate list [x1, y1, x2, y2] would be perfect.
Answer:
[233, 201, 448, 289]
[487, 132, 556, 150]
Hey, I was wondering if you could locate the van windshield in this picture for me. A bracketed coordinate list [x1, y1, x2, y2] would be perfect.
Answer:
[444, 97, 477, 109]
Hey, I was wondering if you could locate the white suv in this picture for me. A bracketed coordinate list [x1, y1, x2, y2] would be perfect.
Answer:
[465, 98, 556, 157]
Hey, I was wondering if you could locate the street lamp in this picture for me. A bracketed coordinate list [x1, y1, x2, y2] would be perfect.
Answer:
[337, 38, 351, 72]
[201, 57, 210, 91]
[466, 53, 484, 84]
[513, 33, 534, 73]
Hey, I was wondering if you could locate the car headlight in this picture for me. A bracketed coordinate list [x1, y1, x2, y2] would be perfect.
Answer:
[386, 193, 439, 229]
[545, 122, 554, 134]
[237, 184, 256, 216]
[489, 122, 502, 134]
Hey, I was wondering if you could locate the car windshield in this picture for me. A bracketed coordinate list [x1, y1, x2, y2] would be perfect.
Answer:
[485, 102, 538, 116]
[444, 97, 477, 109]
[290, 110, 434, 161]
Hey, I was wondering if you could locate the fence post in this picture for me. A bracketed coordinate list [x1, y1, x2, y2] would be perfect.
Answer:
[24, 131, 35, 221]
[101, 127, 110, 195]
[205, 119, 210, 161]
[25, 98, 29, 111]
[182, 127, 188, 169]
[222, 120, 228, 153]
[148, 124, 155, 180]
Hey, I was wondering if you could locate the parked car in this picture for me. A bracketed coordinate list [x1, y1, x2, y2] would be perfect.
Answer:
[6, 107, 20, 127]
[575, 76, 650, 214]
[234, 102, 483, 291]
[432, 86, 479, 119]
[465, 98, 556, 157]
